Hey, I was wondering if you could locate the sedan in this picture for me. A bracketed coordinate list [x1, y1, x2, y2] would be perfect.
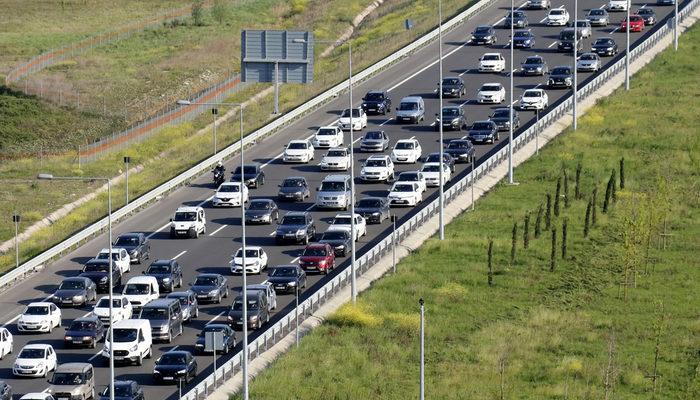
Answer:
[277, 176, 310, 202]
[548, 66, 574, 89]
[519, 88, 549, 110]
[586, 8, 610, 26]
[504, 10, 528, 28]
[282, 139, 315, 163]
[636, 8, 656, 25]
[299, 243, 336, 274]
[477, 83, 506, 104]
[512, 29, 536, 48]
[444, 139, 476, 163]
[230, 246, 268, 274]
[468, 121, 499, 144]
[318, 230, 353, 257]
[388, 182, 422, 207]
[231, 164, 265, 188]
[421, 162, 451, 187]
[79, 259, 122, 292]
[521, 55, 548, 76]
[144, 259, 183, 292]
[478, 52, 506, 73]
[245, 199, 279, 224]
[592, 37, 619, 56]
[189, 274, 229, 304]
[267, 265, 307, 294]
[338, 107, 367, 131]
[354, 197, 391, 224]
[360, 130, 390, 152]
[438, 76, 465, 98]
[51, 277, 97, 307]
[489, 107, 520, 131]
[12, 344, 56, 378]
[425, 152, 456, 173]
[320, 147, 351, 171]
[577, 53, 602, 72]
[621, 15, 645, 32]
[212, 182, 248, 207]
[0, 328, 12, 360]
[575, 20, 592, 38]
[470, 25, 497, 44]
[64, 315, 105, 348]
[546, 8, 569, 26]
[396, 171, 427, 193]
[153, 350, 197, 384]
[194, 324, 236, 354]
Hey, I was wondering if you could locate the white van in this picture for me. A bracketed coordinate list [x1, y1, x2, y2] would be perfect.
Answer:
[122, 276, 159, 310]
[101, 319, 152, 366]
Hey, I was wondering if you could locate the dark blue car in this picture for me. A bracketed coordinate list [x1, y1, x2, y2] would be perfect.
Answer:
[99, 380, 144, 400]
[64, 315, 105, 348]
[513, 29, 535, 48]
[194, 324, 236, 354]
[153, 350, 197, 384]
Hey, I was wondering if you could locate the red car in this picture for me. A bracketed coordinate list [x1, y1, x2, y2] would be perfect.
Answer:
[621, 15, 645, 32]
[299, 243, 335, 274]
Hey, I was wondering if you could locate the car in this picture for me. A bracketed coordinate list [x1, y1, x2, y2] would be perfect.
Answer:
[636, 8, 656, 25]
[13, 344, 56, 377]
[468, 120, 500, 143]
[247, 282, 278, 311]
[278, 176, 311, 202]
[138, 298, 183, 343]
[338, 107, 367, 131]
[444, 139, 476, 163]
[93, 295, 133, 326]
[312, 125, 344, 148]
[421, 162, 451, 187]
[326, 213, 367, 241]
[577, 52, 602, 72]
[93, 247, 130, 274]
[318, 230, 353, 256]
[231, 164, 265, 188]
[165, 291, 199, 322]
[360, 155, 395, 182]
[194, 324, 236, 354]
[519, 88, 549, 110]
[621, 15, 645, 32]
[396, 171, 427, 193]
[101, 318, 152, 366]
[394, 96, 425, 124]
[587, 8, 610, 26]
[20, 394, 54, 400]
[438, 76, 466, 98]
[320, 147, 351, 171]
[354, 196, 391, 224]
[477, 83, 506, 104]
[388, 182, 423, 207]
[504, 10, 529, 28]
[592, 37, 619, 56]
[315, 175, 352, 210]
[230, 246, 269, 274]
[212, 181, 249, 207]
[558, 28, 583, 53]
[478, 52, 506, 73]
[425, 152, 456, 173]
[0, 381, 10, 400]
[121, 276, 159, 310]
[435, 106, 467, 132]
[521, 55, 549, 76]
[489, 107, 521, 131]
[608, 0, 628, 11]
[153, 350, 197, 384]
[546, 8, 570, 25]
[283, 139, 315, 163]
[189, 274, 229, 304]
[98, 380, 144, 400]
[656, 0, 675, 5]
[575, 20, 592, 38]
[275, 211, 316, 244]
[227, 290, 270, 330]
[548, 66, 574, 89]
[64, 315, 105, 348]
[113, 233, 150, 264]
[390, 139, 422, 164]
[512, 29, 536, 48]
[361, 90, 392, 115]
[50, 277, 97, 307]
[79, 259, 122, 292]
[360, 130, 390, 152]
[470, 25, 497, 44]
[245, 199, 279, 224]
[299, 243, 336, 274]
[0, 327, 12, 360]
[46, 363, 95, 400]
[526, 0, 550, 9]
[267, 265, 307, 294]
[143, 259, 183, 292]
[169, 206, 206, 238]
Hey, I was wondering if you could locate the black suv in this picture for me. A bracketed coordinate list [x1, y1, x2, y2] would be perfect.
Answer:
[505, 10, 529, 28]
[548, 66, 574, 89]
[592, 37, 618, 56]
[438, 77, 466, 98]
[489, 107, 521, 131]
[275, 212, 316, 245]
[144, 259, 183, 293]
[557, 28, 583, 53]
[361, 90, 391, 115]
[231, 164, 265, 188]
[470, 25, 497, 44]
[354, 197, 391, 224]
[79, 259, 122, 292]
[435, 106, 467, 131]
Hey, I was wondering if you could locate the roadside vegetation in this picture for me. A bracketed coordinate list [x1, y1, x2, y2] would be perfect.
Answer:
[230, 24, 700, 399]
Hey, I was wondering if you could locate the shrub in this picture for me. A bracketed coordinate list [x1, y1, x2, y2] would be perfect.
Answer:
[328, 302, 382, 328]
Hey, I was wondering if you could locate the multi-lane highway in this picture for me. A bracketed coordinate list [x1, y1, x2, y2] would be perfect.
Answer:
[0, 0, 682, 398]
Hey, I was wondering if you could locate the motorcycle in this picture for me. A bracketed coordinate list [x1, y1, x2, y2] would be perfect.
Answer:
[212, 169, 225, 186]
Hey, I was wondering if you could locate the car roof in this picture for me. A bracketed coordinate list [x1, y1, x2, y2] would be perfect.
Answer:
[143, 298, 178, 308]
[524, 88, 545, 93]
[305, 243, 329, 249]
[333, 213, 361, 218]
[283, 176, 307, 181]
[236, 246, 263, 251]
[196, 273, 222, 278]
[322, 174, 350, 181]
[396, 138, 417, 143]
[166, 291, 193, 298]
[483, 52, 502, 56]
[442, 105, 461, 110]
[203, 323, 229, 330]
[481, 82, 502, 87]
[249, 198, 274, 203]
[72, 315, 100, 323]
[288, 139, 309, 144]
[219, 181, 241, 186]
[552, 65, 572, 70]
[27, 301, 53, 307]
[442, 76, 461, 80]
[282, 211, 308, 217]
[366, 154, 390, 160]
[22, 343, 52, 350]
[126, 275, 158, 284]
[246, 283, 272, 290]
[112, 318, 150, 329]
[117, 232, 140, 238]
[54, 362, 92, 373]
[162, 350, 191, 357]
[399, 96, 423, 102]
[97, 295, 128, 301]
[317, 125, 339, 129]
[99, 248, 122, 253]
[62, 276, 88, 282]
[327, 147, 348, 152]
[175, 206, 203, 212]
[366, 90, 385, 94]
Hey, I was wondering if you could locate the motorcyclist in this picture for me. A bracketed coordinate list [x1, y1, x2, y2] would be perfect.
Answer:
[213, 161, 225, 184]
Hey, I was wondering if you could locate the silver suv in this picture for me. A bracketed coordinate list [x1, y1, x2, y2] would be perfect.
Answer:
[47, 363, 95, 400]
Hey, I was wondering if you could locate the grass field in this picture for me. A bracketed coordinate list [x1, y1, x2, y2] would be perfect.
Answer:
[229, 24, 700, 400]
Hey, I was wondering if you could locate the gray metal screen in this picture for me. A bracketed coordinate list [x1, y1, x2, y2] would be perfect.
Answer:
[241, 30, 314, 84]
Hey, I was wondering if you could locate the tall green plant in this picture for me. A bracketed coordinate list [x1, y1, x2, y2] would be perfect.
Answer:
[535, 204, 543, 238]
[510, 222, 517, 264]
[554, 177, 561, 217]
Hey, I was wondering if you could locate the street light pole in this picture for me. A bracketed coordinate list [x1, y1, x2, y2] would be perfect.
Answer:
[625, 0, 630, 90]
[12, 213, 20, 269]
[674, 0, 679, 50]
[573, 0, 578, 130]
[212, 107, 219, 155]
[348, 42, 357, 304]
[508, 0, 515, 184]
[295, 285, 300, 347]
[123, 156, 130, 205]
[419, 298, 425, 400]
[391, 215, 397, 274]
[438, 0, 445, 241]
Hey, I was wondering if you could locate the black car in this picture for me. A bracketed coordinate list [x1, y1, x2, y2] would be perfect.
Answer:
[143, 259, 182, 292]
[277, 176, 310, 202]
[64, 315, 105, 348]
[504, 10, 529, 28]
[557, 28, 583, 53]
[51, 277, 97, 307]
[521, 55, 548, 76]
[194, 324, 236, 354]
[79, 259, 122, 292]
[99, 380, 144, 400]
[636, 8, 656, 25]
[245, 199, 279, 224]
[189, 273, 229, 304]
[444, 139, 476, 163]
[318, 230, 353, 256]
[275, 211, 316, 245]
[489, 107, 521, 131]
[227, 291, 270, 330]
[470, 25, 497, 44]
[512, 29, 535, 48]
[592, 37, 618, 56]
[0, 381, 10, 400]
[438, 77, 465, 98]
[469, 121, 499, 144]
[267, 265, 307, 294]
[548, 66, 574, 88]
[361, 90, 391, 115]
[354, 197, 391, 224]
[231, 164, 265, 188]
[360, 130, 390, 152]
[425, 152, 456, 173]
[113, 233, 150, 264]
[435, 106, 467, 131]
[153, 350, 197, 384]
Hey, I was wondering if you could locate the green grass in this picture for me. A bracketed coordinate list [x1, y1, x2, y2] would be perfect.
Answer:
[229, 24, 700, 400]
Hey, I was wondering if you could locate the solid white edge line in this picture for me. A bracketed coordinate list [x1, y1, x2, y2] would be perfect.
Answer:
[209, 225, 227, 236]
[290, 257, 300, 264]
[172, 250, 187, 260]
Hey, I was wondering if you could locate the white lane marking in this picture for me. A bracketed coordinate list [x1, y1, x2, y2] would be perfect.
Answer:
[458, 99, 471, 107]
[197, 195, 214, 208]
[540, 16, 549, 23]
[379, 118, 393, 126]
[304, 203, 315, 211]
[433, 89, 438, 93]
[81, 311, 93, 318]
[495, 17, 506, 25]
[511, 100, 519, 105]
[209, 225, 227, 236]
[534, 83, 542, 89]
[260, 152, 284, 168]
[558, 4, 565, 8]
[207, 311, 226, 325]
[42, 388, 50, 393]
[548, 41, 558, 48]
[388, 42, 469, 92]
[458, 69, 470, 76]
[611, 27, 620, 33]
[641, 4, 646, 8]
[147, 222, 171, 240]
[430, 122, 436, 126]
[261, 280, 268, 284]
[170, 345, 179, 351]
[290, 257, 300, 263]
[88, 351, 101, 362]
[268, 230, 276, 236]
[173, 250, 188, 260]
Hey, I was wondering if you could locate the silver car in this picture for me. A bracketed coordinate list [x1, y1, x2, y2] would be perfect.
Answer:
[527, 0, 550, 9]
[586, 8, 609, 26]
[575, 20, 592, 38]
[577, 53, 602, 72]
[165, 291, 199, 322]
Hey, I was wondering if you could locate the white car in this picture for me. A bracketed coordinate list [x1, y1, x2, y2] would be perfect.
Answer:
[17, 302, 61, 333]
[477, 83, 506, 104]
[20, 394, 56, 400]
[388, 182, 423, 207]
[519, 88, 549, 110]
[338, 107, 367, 131]
[312, 126, 344, 148]
[326, 213, 367, 241]
[13, 344, 57, 378]
[421, 162, 452, 187]
[546, 8, 570, 25]
[391, 139, 422, 164]
[478, 53, 506, 73]
[0, 327, 13, 359]
[608, 0, 628, 11]
[93, 295, 133, 325]
[230, 246, 269, 274]
[396, 171, 427, 193]
[212, 182, 249, 207]
[283, 139, 315, 163]
[320, 147, 351, 171]
[95, 248, 130, 274]
[360, 155, 395, 183]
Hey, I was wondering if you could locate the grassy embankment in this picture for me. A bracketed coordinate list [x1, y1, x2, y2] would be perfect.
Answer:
[231, 24, 700, 400]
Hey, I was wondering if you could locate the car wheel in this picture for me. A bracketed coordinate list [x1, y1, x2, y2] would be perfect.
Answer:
[303, 235, 309, 245]
[178, 277, 183, 288]
[216, 293, 222, 304]
[224, 287, 229, 298]
[136, 353, 143, 366]
[194, 307, 199, 318]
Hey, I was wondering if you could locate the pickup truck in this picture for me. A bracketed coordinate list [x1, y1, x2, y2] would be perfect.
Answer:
[113, 232, 150, 264]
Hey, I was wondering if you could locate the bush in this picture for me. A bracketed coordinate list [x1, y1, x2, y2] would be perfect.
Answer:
[328, 303, 382, 328]
[191, 0, 205, 26]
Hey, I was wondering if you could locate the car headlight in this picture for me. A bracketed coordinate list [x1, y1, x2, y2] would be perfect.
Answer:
[362, 103, 367, 107]
[83, 336, 93, 341]
[129, 345, 138, 352]
[162, 277, 171, 283]
[372, 212, 380, 216]
[209, 290, 218, 296]
[99, 276, 109, 283]
[297, 229, 306, 235]
[249, 315, 259, 322]
[288, 281, 297, 286]
[177, 369, 188, 375]
[153, 369, 161, 374]
[130, 250, 138, 256]
[65, 335, 73, 341]
[159, 325, 169, 332]
[73, 295, 84, 301]
[361, 168, 367, 175]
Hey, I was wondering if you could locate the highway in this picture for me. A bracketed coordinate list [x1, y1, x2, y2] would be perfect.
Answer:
[0, 0, 682, 398]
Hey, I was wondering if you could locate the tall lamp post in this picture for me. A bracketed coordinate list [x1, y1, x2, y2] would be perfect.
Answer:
[12, 213, 20, 269]
[419, 298, 425, 400]
[674, 0, 679, 50]
[37, 173, 114, 400]
[123, 156, 131, 205]
[573, 0, 578, 130]
[508, 0, 515, 184]
[438, 0, 445, 240]
[625, 0, 630, 90]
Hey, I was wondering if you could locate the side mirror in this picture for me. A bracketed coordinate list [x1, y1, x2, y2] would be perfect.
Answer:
[434, 113, 438, 117]
[141, 271, 145, 275]
[395, 107, 398, 111]
[316, 187, 320, 191]
[169, 218, 173, 222]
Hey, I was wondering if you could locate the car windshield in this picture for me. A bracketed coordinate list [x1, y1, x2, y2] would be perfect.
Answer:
[303, 247, 327, 257]
[398, 173, 419, 181]
[589, 9, 605, 15]
[595, 39, 614, 45]
[270, 267, 296, 277]
[332, 217, 352, 225]
[481, 85, 501, 92]
[580, 54, 597, 60]
[515, 31, 532, 38]
[422, 164, 441, 172]
[322, 231, 349, 240]
[550, 9, 565, 15]
[111, 328, 137, 343]
[287, 142, 308, 149]
[576, 21, 589, 27]
[472, 122, 494, 130]
[448, 141, 471, 149]
[124, 283, 150, 294]
[69, 321, 96, 331]
[341, 109, 361, 118]
[140, 308, 168, 320]
[482, 54, 500, 61]
[83, 263, 109, 272]
[442, 108, 460, 117]
[525, 57, 543, 64]
[327, 150, 346, 157]
[357, 199, 381, 208]
[492, 109, 511, 118]
[235, 249, 259, 258]
[24, 306, 49, 315]
[194, 276, 217, 286]
[364, 92, 384, 101]
[281, 215, 306, 225]
[398, 102, 418, 111]
[282, 178, 305, 187]
[232, 299, 259, 310]
[234, 166, 258, 175]
[552, 67, 571, 75]
[173, 212, 197, 222]
[159, 354, 186, 365]
[320, 181, 345, 191]
[524, 91, 542, 98]
[630, 16, 643, 21]
[637, 9, 653, 15]
[508, 11, 525, 17]
[148, 265, 171, 274]
[59, 280, 85, 290]
[51, 372, 84, 385]
[442, 78, 460, 86]
[394, 141, 415, 150]
[96, 252, 120, 261]
[393, 184, 414, 192]
[426, 154, 445, 162]
[365, 159, 386, 167]
[202, 326, 226, 334]
[248, 201, 270, 210]
[19, 348, 45, 358]
[114, 236, 138, 246]
[560, 31, 575, 40]
[475, 26, 491, 34]
[102, 385, 133, 397]
[218, 184, 240, 193]
[364, 131, 384, 140]
[96, 298, 122, 308]
[317, 128, 337, 136]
